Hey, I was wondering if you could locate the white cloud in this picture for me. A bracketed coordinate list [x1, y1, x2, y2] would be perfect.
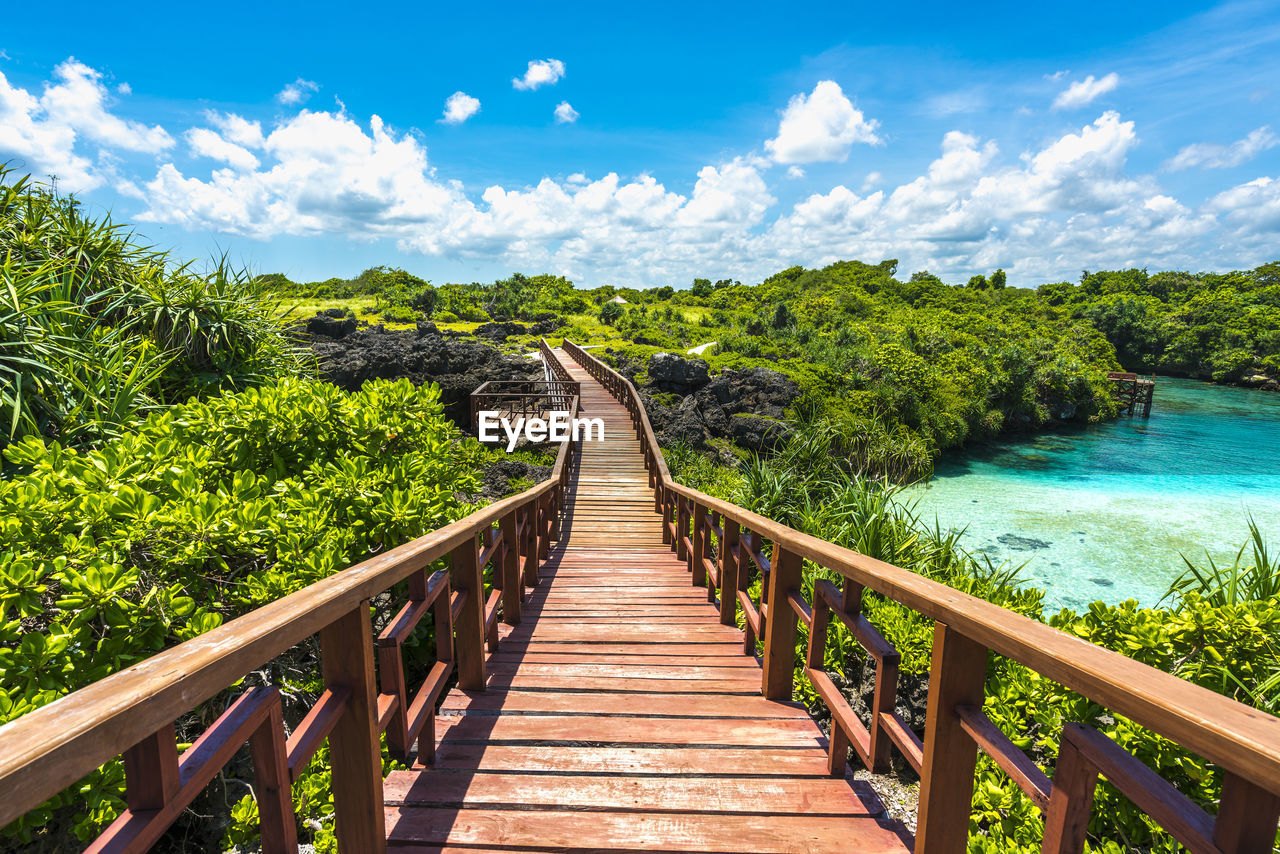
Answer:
[0, 58, 172, 191]
[6, 59, 1276, 287]
[1165, 126, 1277, 171]
[0, 68, 96, 189]
[440, 92, 480, 125]
[41, 59, 172, 153]
[117, 82, 132, 95]
[513, 59, 565, 91]
[1053, 73, 1119, 110]
[276, 78, 318, 106]
[1207, 176, 1280, 235]
[205, 111, 265, 148]
[139, 110, 468, 240]
[764, 81, 880, 164]
[185, 127, 259, 171]
[554, 101, 578, 124]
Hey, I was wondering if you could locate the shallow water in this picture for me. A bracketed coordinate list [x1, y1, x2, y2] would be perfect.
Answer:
[906, 378, 1280, 612]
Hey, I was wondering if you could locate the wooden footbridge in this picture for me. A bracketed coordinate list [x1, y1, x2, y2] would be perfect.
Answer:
[2, 341, 1279, 853]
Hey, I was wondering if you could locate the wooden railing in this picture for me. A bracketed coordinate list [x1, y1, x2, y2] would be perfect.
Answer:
[559, 338, 1280, 854]
[469, 379, 581, 427]
[0, 394, 581, 853]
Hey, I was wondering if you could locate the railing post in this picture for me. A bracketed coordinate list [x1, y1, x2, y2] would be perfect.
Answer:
[916, 621, 988, 854]
[661, 489, 672, 545]
[761, 544, 802, 700]
[319, 604, 386, 854]
[1040, 724, 1099, 854]
[719, 517, 740, 626]
[676, 496, 689, 561]
[522, 500, 538, 586]
[691, 502, 707, 587]
[121, 725, 180, 812]
[450, 539, 486, 691]
[1213, 771, 1280, 854]
[500, 511, 521, 625]
[539, 494, 551, 559]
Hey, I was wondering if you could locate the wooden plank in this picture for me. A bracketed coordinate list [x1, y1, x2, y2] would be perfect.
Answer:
[383, 770, 881, 815]
[428, 742, 838, 776]
[439, 690, 809, 718]
[385, 806, 910, 853]
[484, 672, 764, 694]
[435, 714, 826, 747]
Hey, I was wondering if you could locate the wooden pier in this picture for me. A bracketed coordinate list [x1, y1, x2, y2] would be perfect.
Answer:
[1108, 371, 1155, 416]
[0, 341, 1278, 853]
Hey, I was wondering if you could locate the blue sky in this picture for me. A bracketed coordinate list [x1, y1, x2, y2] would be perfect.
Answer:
[2, 0, 1278, 287]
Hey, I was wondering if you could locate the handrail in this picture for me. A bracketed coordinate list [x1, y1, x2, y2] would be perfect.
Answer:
[0, 393, 581, 850]
[557, 338, 1280, 852]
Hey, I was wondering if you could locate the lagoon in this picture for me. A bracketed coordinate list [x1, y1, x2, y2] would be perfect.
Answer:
[908, 378, 1280, 612]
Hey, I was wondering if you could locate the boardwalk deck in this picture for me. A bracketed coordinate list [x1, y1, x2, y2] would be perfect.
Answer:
[384, 350, 913, 853]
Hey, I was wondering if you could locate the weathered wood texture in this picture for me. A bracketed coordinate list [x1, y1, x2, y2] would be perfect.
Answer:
[386, 349, 912, 853]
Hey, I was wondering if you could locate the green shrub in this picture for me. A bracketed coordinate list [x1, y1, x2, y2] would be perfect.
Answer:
[0, 377, 484, 850]
[665, 424, 1280, 852]
[0, 169, 305, 448]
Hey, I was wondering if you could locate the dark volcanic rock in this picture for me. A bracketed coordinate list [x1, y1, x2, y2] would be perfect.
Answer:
[529, 315, 565, 335]
[729, 415, 792, 454]
[632, 355, 800, 453]
[648, 352, 710, 393]
[475, 321, 528, 341]
[481, 458, 551, 501]
[305, 309, 357, 339]
[310, 323, 541, 426]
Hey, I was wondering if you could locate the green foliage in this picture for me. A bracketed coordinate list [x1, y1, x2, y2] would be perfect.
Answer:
[1165, 517, 1279, 608]
[1076, 266, 1280, 379]
[666, 424, 1280, 852]
[0, 168, 305, 448]
[599, 300, 624, 325]
[0, 377, 484, 849]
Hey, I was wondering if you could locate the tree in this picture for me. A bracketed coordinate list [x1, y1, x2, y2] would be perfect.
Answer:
[599, 301, 624, 325]
[991, 268, 1007, 289]
[968, 274, 989, 290]
[690, 278, 713, 298]
[772, 302, 795, 329]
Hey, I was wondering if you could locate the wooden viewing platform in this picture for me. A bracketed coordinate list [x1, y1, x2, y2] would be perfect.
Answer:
[0, 340, 1278, 853]
[1108, 371, 1155, 417]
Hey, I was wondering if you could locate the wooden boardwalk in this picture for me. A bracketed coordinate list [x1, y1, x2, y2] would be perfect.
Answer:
[383, 350, 912, 852]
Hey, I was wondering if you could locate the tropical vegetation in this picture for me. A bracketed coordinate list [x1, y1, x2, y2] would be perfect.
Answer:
[1, 166, 1277, 852]
[665, 424, 1280, 853]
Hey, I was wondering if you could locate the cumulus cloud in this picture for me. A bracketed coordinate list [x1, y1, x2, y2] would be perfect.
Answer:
[513, 59, 565, 91]
[764, 81, 880, 164]
[1053, 73, 1119, 110]
[206, 111, 266, 148]
[139, 110, 467, 239]
[185, 127, 259, 171]
[5, 59, 1275, 286]
[1207, 176, 1280, 234]
[554, 101, 578, 124]
[1165, 126, 1277, 171]
[276, 78, 319, 106]
[440, 92, 481, 125]
[0, 59, 172, 191]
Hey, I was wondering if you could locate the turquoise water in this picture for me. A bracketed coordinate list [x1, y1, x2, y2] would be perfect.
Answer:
[906, 379, 1280, 612]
